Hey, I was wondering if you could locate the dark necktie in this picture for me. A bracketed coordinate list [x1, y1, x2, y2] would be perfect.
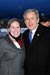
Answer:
[29, 31, 32, 43]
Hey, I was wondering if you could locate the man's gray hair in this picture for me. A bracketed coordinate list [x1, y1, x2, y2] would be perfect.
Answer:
[23, 9, 39, 19]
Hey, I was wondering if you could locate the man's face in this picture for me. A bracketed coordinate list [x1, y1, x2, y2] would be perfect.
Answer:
[24, 12, 39, 30]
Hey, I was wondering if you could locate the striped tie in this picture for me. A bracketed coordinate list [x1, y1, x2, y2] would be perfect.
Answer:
[29, 31, 32, 43]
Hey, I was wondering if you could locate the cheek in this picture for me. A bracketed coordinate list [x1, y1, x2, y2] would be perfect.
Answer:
[9, 28, 14, 31]
[25, 21, 29, 27]
[17, 29, 21, 33]
[33, 20, 38, 25]
[25, 20, 28, 24]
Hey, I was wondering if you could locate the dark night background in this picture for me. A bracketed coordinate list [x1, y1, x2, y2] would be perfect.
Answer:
[0, 0, 50, 19]
[0, 0, 50, 36]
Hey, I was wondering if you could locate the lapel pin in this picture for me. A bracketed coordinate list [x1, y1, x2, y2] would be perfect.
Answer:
[37, 34, 39, 36]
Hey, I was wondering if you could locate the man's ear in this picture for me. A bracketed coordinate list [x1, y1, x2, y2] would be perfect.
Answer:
[37, 18, 39, 24]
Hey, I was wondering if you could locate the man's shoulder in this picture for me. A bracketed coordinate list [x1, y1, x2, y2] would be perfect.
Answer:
[22, 29, 29, 39]
[39, 23, 49, 29]
[23, 29, 29, 35]
[37, 23, 49, 31]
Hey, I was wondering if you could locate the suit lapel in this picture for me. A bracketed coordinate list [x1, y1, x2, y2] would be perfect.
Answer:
[31, 25, 44, 45]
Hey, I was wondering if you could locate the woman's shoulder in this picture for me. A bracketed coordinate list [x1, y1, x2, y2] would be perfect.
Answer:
[0, 34, 8, 45]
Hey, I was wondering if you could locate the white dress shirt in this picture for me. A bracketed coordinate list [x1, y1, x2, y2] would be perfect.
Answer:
[31, 25, 39, 39]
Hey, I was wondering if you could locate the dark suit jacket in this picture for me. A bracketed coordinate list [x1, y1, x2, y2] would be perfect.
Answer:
[0, 34, 25, 75]
[22, 24, 50, 75]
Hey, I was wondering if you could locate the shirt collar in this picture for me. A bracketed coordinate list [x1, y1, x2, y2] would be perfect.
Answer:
[31, 24, 39, 33]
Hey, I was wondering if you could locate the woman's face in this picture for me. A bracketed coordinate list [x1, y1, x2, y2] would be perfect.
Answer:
[9, 21, 21, 38]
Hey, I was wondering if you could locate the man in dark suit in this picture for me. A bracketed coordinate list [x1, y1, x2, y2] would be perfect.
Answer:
[22, 9, 50, 75]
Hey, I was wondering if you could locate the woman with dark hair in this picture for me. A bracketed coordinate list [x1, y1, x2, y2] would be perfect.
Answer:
[0, 18, 25, 75]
